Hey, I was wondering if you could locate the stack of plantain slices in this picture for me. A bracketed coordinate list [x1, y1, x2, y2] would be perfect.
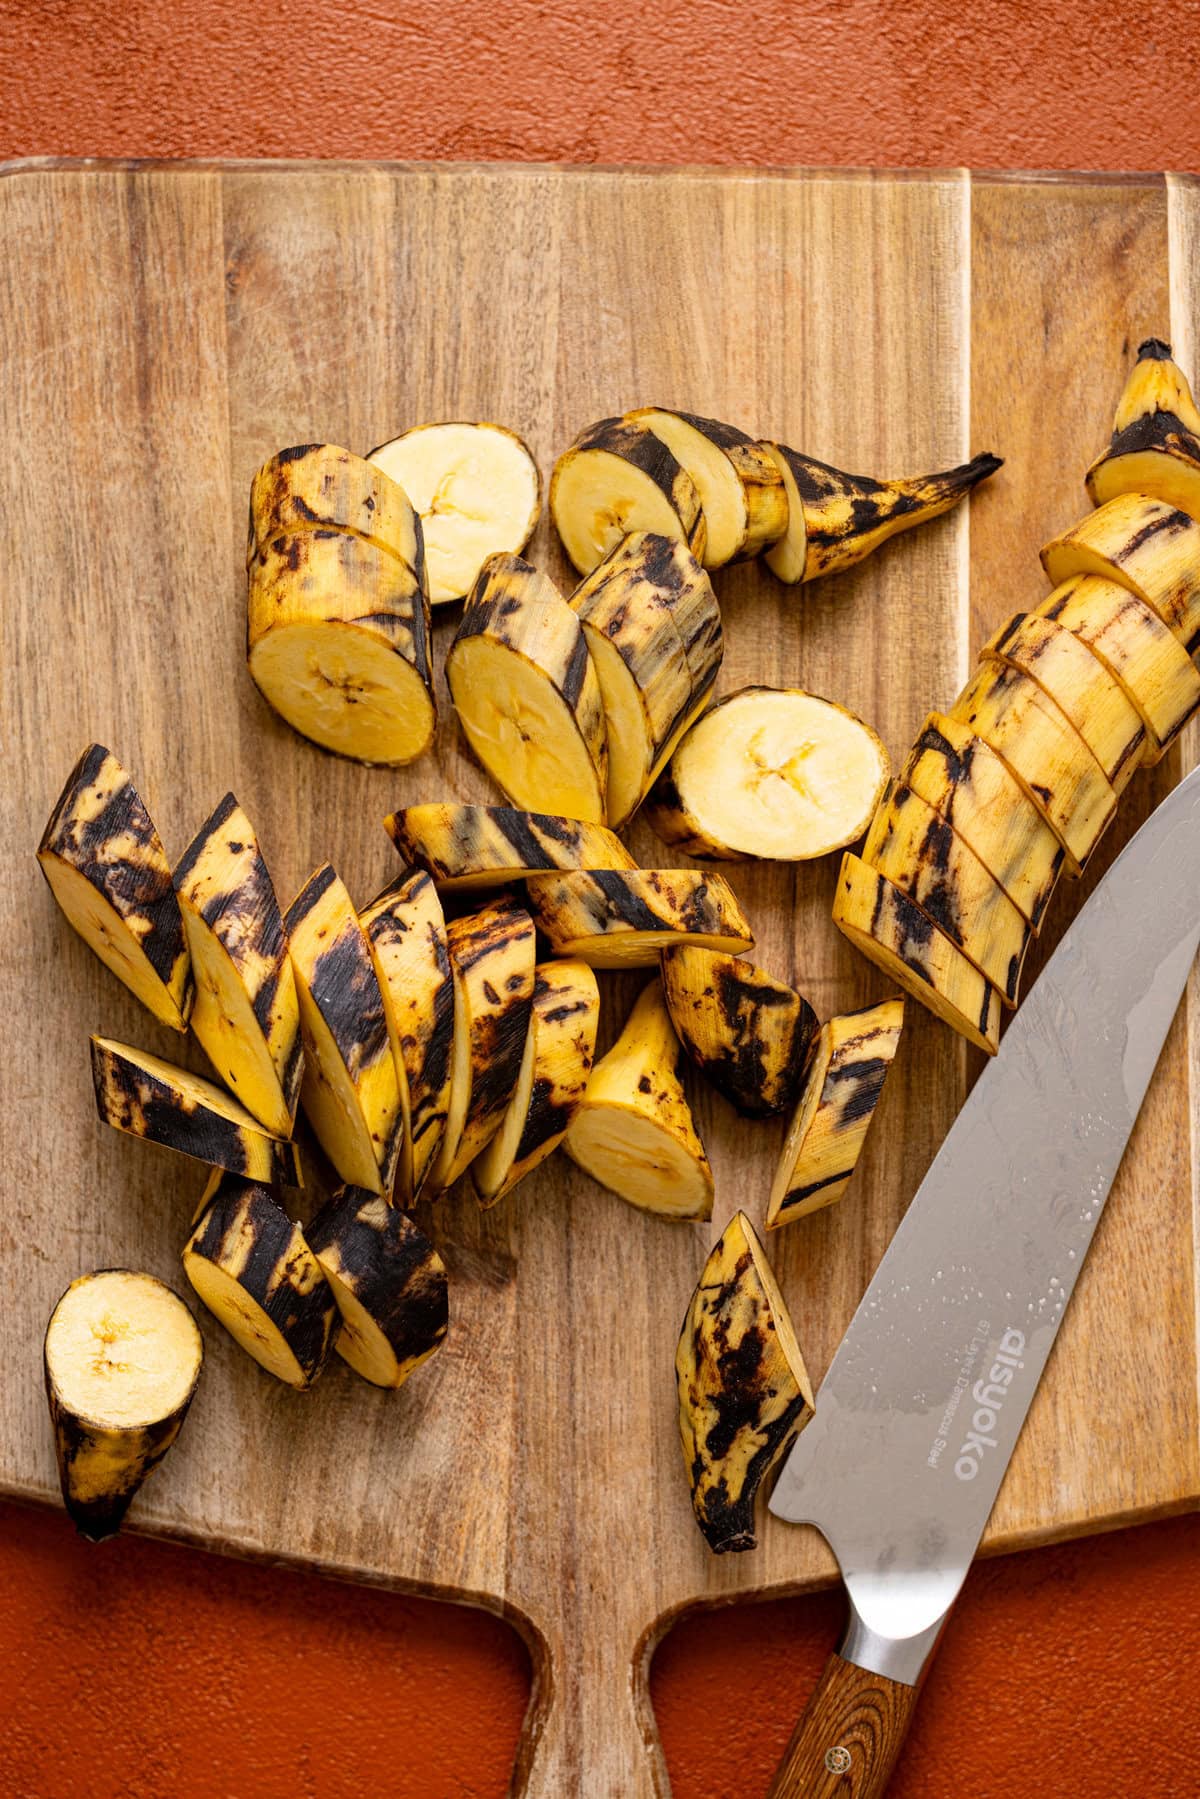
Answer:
[836, 338, 1200, 1052]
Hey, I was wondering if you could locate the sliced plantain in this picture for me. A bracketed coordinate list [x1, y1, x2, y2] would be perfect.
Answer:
[1036, 574, 1200, 761]
[473, 959, 600, 1208]
[38, 744, 192, 1031]
[368, 420, 540, 606]
[183, 1175, 336, 1389]
[306, 1186, 449, 1389]
[247, 529, 435, 766]
[526, 867, 753, 967]
[761, 444, 1001, 585]
[627, 408, 788, 567]
[1040, 493, 1200, 658]
[766, 999, 905, 1229]
[675, 1209, 814, 1553]
[565, 979, 713, 1220]
[660, 946, 818, 1119]
[285, 866, 403, 1195]
[550, 418, 707, 576]
[863, 781, 1031, 1004]
[446, 552, 608, 821]
[174, 792, 302, 1136]
[950, 661, 1116, 873]
[982, 611, 1146, 794]
[44, 1270, 203, 1541]
[832, 853, 1002, 1055]
[359, 870, 455, 1203]
[426, 894, 536, 1194]
[644, 686, 889, 861]
[90, 1036, 301, 1182]
[248, 443, 423, 575]
[1085, 337, 1200, 517]
[384, 803, 635, 892]
[901, 714, 1064, 932]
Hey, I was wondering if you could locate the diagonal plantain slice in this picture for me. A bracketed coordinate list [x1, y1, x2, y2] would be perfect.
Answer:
[627, 408, 788, 567]
[307, 1186, 449, 1389]
[248, 443, 424, 575]
[1085, 337, 1200, 517]
[550, 418, 707, 576]
[660, 946, 818, 1119]
[1040, 493, 1200, 658]
[384, 803, 635, 892]
[526, 867, 754, 967]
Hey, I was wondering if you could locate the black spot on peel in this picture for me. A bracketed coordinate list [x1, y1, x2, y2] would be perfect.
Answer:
[1104, 415, 1200, 464]
[559, 627, 591, 709]
[1116, 510, 1190, 561]
[274, 443, 324, 465]
[284, 864, 338, 936]
[308, 920, 391, 1072]
[637, 1073, 652, 1093]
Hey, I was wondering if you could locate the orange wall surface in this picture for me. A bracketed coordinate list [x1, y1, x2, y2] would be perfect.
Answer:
[3, 4, 1200, 1797]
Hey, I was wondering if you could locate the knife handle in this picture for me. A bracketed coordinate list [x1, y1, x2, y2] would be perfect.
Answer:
[764, 1653, 920, 1798]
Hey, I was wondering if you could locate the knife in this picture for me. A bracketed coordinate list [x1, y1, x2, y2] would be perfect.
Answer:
[764, 762, 1200, 1798]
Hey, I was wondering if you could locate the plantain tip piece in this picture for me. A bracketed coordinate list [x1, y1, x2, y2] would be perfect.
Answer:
[954, 450, 1003, 489]
[1137, 337, 1173, 362]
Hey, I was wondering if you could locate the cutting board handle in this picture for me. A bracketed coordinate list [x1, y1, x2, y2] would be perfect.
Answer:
[512, 1620, 669, 1798]
[764, 1653, 920, 1798]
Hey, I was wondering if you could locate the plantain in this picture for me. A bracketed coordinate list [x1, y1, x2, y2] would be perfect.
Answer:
[565, 979, 713, 1220]
[247, 529, 435, 766]
[1040, 493, 1200, 658]
[660, 946, 818, 1119]
[525, 867, 754, 967]
[368, 420, 540, 606]
[981, 611, 1146, 795]
[550, 417, 707, 576]
[627, 408, 788, 567]
[446, 552, 608, 822]
[384, 803, 635, 892]
[90, 1036, 301, 1182]
[183, 1175, 337, 1389]
[307, 1186, 449, 1389]
[473, 959, 600, 1208]
[767, 999, 905, 1229]
[569, 531, 722, 827]
[644, 686, 889, 861]
[44, 1270, 203, 1541]
[950, 661, 1116, 872]
[675, 1209, 814, 1553]
[359, 870, 455, 1202]
[1036, 574, 1200, 761]
[1085, 337, 1200, 518]
[901, 714, 1064, 932]
[38, 744, 192, 1032]
[174, 793, 302, 1136]
[425, 894, 536, 1195]
[248, 443, 424, 576]
[761, 444, 1001, 584]
[863, 780, 1032, 1005]
[285, 866, 403, 1195]
[832, 853, 1002, 1055]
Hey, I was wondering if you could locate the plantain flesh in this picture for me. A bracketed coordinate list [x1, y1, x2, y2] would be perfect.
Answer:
[550, 418, 707, 576]
[660, 946, 817, 1119]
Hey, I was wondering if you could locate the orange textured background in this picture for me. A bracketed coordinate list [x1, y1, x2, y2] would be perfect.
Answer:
[4, 4, 1200, 1797]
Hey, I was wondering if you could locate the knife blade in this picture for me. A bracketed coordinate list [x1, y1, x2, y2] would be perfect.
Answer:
[764, 762, 1200, 1798]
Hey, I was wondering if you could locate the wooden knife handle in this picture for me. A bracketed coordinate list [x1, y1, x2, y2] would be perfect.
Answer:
[765, 1653, 921, 1798]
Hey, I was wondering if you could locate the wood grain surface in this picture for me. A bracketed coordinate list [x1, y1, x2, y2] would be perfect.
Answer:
[0, 164, 1196, 1797]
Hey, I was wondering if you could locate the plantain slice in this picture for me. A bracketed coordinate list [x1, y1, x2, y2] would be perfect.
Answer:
[307, 1186, 449, 1389]
[526, 867, 754, 967]
[90, 1036, 301, 1182]
[950, 661, 1116, 873]
[1036, 574, 1200, 761]
[359, 870, 455, 1203]
[645, 686, 889, 861]
[550, 418, 707, 576]
[285, 866, 403, 1195]
[565, 979, 713, 1220]
[901, 714, 1064, 933]
[248, 443, 424, 575]
[183, 1175, 336, 1389]
[384, 803, 635, 892]
[627, 408, 788, 567]
[831, 853, 1002, 1055]
[1040, 493, 1200, 658]
[660, 946, 818, 1119]
[863, 780, 1032, 1005]
[38, 744, 192, 1031]
[44, 1270, 203, 1540]
[1085, 337, 1200, 517]
[473, 959, 600, 1208]
[174, 793, 302, 1136]
[675, 1210, 814, 1553]
[426, 894, 536, 1194]
[446, 552, 608, 822]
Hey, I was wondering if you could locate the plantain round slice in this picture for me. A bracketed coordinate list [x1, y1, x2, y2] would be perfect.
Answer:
[550, 418, 706, 576]
[248, 443, 424, 576]
[660, 946, 817, 1119]
[627, 408, 788, 567]
[384, 803, 635, 892]
[525, 868, 753, 968]
[1040, 493, 1200, 658]
[307, 1186, 449, 1389]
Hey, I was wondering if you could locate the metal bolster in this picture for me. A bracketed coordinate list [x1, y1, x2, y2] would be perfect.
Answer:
[839, 1598, 949, 1688]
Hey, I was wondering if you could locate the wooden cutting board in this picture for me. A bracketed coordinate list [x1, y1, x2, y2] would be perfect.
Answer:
[2, 162, 1198, 1795]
